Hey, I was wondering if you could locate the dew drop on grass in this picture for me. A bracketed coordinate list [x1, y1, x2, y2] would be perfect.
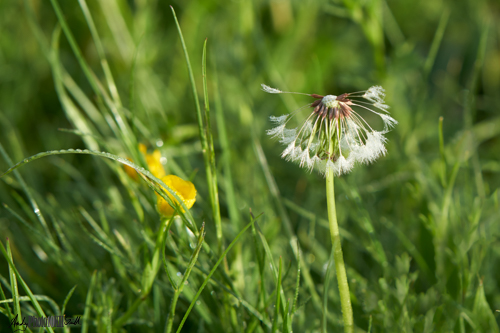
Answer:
[34, 207, 40, 215]
[176, 272, 182, 277]
[156, 140, 164, 147]
[196, 300, 201, 305]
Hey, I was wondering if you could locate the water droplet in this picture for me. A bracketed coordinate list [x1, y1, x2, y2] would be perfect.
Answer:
[23, 159, 28, 163]
[156, 140, 164, 147]
[34, 208, 40, 215]
[210, 291, 215, 295]
[160, 157, 167, 165]
[184, 281, 188, 285]
[176, 272, 182, 277]
[76, 149, 82, 153]
[196, 300, 201, 305]
[68, 149, 74, 152]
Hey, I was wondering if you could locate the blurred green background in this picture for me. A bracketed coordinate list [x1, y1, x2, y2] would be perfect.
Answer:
[1, 0, 499, 332]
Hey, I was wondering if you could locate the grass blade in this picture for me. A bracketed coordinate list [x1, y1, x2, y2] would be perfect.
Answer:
[0, 148, 198, 233]
[424, 8, 450, 76]
[174, 212, 262, 333]
[271, 256, 283, 333]
[6, 239, 21, 323]
[0, 240, 55, 333]
[165, 223, 206, 333]
[81, 271, 97, 333]
[202, 39, 223, 253]
[170, 6, 222, 253]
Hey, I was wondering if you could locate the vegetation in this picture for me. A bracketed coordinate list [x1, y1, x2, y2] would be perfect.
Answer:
[1, 0, 499, 332]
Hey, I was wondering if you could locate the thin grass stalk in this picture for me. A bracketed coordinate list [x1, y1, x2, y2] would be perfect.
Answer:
[213, 61, 240, 226]
[174, 213, 261, 333]
[77, 0, 122, 107]
[170, 7, 223, 253]
[202, 40, 223, 253]
[165, 224, 206, 333]
[114, 219, 173, 329]
[326, 142, 353, 333]
[271, 256, 283, 333]
[0, 240, 56, 333]
[6, 240, 21, 322]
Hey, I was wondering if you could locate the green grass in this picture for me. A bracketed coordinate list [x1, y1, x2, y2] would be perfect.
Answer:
[1, 0, 500, 332]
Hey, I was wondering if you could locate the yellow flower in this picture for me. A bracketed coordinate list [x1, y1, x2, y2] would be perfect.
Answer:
[124, 144, 166, 180]
[124, 157, 139, 180]
[156, 175, 197, 217]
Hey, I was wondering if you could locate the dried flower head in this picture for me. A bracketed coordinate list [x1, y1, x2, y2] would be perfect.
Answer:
[262, 84, 397, 176]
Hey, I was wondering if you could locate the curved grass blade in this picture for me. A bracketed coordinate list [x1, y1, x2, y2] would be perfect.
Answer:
[61, 285, 77, 315]
[0, 149, 198, 234]
[0, 143, 54, 244]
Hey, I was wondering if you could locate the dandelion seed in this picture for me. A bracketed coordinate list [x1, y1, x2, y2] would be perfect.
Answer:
[262, 84, 397, 176]
[261, 84, 282, 94]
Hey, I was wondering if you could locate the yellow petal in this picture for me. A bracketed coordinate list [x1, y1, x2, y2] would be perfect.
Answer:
[123, 158, 139, 181]
[125, 144, 166, 181]
[146, 149, 166, 178]
[156, 175, 197, 217]
[138, 143, 147, 155]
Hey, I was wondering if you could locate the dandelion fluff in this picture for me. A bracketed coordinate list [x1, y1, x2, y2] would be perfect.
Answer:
[261, 84, 282, 94]
[270, 114, 288, 125]
[363, 86, 385, 103]
[298, 148, 311, 168]
[266, 124, 286, 138]
[281, 141, 296, 159]
[334, 156, 354, 175]
[263, 83, 396, 175]
[352, 131, 387, 164]
[380, 114, 398, 131]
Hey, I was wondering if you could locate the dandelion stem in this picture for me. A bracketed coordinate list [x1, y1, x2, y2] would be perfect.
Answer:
[326, 144, 353, 332]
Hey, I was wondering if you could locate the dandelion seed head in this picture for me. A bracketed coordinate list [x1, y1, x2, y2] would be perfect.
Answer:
[322, 95, 338, 108]
[263, 83, 396, 175]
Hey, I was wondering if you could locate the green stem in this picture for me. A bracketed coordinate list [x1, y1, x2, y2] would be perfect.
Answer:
[326, 167, 353, 333]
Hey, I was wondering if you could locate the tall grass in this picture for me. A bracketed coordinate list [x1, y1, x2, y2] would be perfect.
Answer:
[1, 0, 499, 332]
